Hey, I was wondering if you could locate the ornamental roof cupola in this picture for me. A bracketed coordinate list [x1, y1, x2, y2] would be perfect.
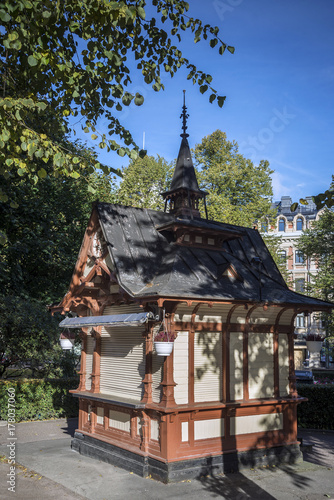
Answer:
[161, 91, 208, 219]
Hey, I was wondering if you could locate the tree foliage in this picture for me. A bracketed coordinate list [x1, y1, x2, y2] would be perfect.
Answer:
[0, 148, 117, 304]
[297, 208, 334, 337]
[117, 154, 174, 210]
[0, 0, 233, 203]
[0, 296, 61, 378]
[194, 130, 275, 227]
[262, 234, 290, 285]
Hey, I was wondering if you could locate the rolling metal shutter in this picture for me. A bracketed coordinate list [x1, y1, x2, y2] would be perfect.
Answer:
[194, 331, 222, 402]
[100, 327, 145, 400]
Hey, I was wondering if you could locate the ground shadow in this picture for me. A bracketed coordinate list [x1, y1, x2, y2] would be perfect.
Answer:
[60, 417, 78, 438]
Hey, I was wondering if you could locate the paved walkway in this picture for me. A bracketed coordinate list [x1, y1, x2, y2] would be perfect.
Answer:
[0, 419, 333, 500]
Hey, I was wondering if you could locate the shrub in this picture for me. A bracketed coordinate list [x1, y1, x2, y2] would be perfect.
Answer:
[0, 378, 79, 422]
[297, 384, 334, 430]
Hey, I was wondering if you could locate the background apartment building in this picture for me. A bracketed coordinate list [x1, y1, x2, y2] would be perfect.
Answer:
[268, 195, 323, 368]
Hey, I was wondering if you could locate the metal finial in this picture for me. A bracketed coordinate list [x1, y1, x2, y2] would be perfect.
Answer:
[180, 89, 189, 138]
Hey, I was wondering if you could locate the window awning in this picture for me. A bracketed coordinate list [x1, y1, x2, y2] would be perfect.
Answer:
[59, 312, 154, 329]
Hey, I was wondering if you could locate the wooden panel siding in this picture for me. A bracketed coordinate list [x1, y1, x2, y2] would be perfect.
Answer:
[278, 334, 290, 396]
[248, 333, 274, 399]
[249, 307, 282, 325]
[173, 332, 189, 404]
[229, 332, 244, 400]
[194, 418, 224, 440]
[194, 303, 231, 323]
[194, 331, 222, 403]
[109, 410, 131, 432]
[230, 413, 283, 435]
[152, 351, 164, 403]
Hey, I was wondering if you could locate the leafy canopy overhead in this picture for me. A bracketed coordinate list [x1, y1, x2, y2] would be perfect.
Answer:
[0, 0, 233, 203]
[117, 154, 174, 211]
[194, 130, 275, 227]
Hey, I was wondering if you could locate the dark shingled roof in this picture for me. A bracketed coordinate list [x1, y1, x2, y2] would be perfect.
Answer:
[97, 202, 333, 309]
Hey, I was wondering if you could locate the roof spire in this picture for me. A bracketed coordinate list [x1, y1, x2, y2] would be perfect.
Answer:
[160, 92, 208, 219]
[180, 89, 189, 138]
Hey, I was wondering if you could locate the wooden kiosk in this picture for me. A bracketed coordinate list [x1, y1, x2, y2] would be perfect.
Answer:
[56, 102, 332, 482]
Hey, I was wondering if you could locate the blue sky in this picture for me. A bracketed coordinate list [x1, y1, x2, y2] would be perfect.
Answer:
[73, 0, 334, 202]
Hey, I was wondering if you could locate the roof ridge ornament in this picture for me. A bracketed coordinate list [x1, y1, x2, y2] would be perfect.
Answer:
[180, 89, 189, 138]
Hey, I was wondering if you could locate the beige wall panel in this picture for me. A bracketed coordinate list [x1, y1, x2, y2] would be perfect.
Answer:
[248, 333, 274, 399]
[195, 303, 232, 324]
[194, 418, 224, 440]
[249, 307, 281, 325]
[150, 419, 159, 441]
[230, 332, 244, 400]
[109, 410, 130, 432]
[230, 306, 247, 324]
[230, 413, 283, 435]
[174, 304, 193, 323]
[96, 406, 104, 425]
[278, 333, 290, 396]
[173, 332, 189, 404]
[181, 421, 189, 442]
[194, 332, 222, 402]
[279, 310, 295, 326]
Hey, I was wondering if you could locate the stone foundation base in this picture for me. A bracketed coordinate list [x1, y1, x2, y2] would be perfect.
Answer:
[71, 432, 303, 483]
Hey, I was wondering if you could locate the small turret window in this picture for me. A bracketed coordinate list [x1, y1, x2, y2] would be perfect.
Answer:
[296, 217, 303, 231]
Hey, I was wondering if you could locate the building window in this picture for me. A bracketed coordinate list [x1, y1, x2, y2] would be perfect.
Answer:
[296, 217, 303, 231]
[295, 313, 305, 328]
[278, 219, 285, 232]
[295, 278, 305, 293]
[278, 249, 286, 260]
[295, 250, 305, 264]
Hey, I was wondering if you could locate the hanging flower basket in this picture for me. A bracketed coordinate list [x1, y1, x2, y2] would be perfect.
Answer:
[59, 329, 75, 350]
[305, 333, 324, 353]
[154, 341, 174, 356]
[306, 341, 323, 353]
[154, 331, 176, 356]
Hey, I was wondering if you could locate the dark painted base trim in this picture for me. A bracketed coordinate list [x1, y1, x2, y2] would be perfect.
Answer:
[71, 432, 303, 483]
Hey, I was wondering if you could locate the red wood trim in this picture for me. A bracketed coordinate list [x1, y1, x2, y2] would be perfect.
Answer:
[160, 350, 177, 408]
[91, 326, 101, 394]
[142, 325, 153, 404]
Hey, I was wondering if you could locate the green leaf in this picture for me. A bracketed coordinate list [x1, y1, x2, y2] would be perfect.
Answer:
[227, 46, 235, 54]
[42, 10, 51, 18]
[0, 10, 11, 22]
[290, 202, 298, 212]
[134, 93, 144, 106]
[137, 6, 146, 19]
[91, 134, 98, 140]
[10, 201, 19, 209]
[200, 85, 208, 94]
[28, 55, 38, 67]
[217, 96, 226, 108]
[38, 168, 47, 179]
[0, 230, 8, 245]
